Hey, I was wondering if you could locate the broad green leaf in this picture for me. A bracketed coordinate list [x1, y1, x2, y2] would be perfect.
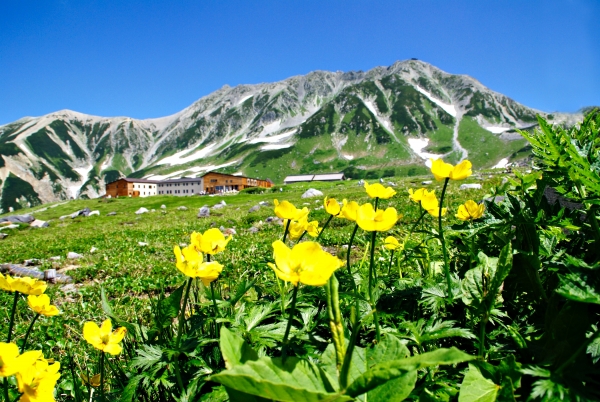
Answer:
[211, 355, 351, 402]
[220, 327, 259, 369]
[367, 334, 409, 368]
[346, 348, 474, 397]
[100, 287, 138, 338]
[226, 387, 273, 402]
[156, 282, 185, 328]
[556, 272, 600, 305]
[458, 364, 500, 402]
[367, 371, 417, 402]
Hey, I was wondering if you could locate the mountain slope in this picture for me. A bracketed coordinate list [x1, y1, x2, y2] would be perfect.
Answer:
[0, 59, 582, 212]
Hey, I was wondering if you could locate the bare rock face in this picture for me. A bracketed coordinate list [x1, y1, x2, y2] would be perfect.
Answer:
[302, 189, 324, 198]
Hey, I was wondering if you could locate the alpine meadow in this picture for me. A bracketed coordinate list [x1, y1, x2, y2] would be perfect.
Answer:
[1, 59, 600, 402]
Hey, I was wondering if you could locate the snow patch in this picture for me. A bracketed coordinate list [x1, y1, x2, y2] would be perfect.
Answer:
[342, 154, 354, 160]
[261, 143, 293, 150]
[147, 161, 240, 180]
[248, 130, 296, 144]
[237, 94, 253, 105]
[492, 158, 510, 169]
[407, 138, 444, 167]
[261, 120, 282, 137]
[157, 144, 217, 166]
[414, 87, 457, 117]
[485, 126, 511, 134]
[363, 100, 393, 131]
[74, 166, 93, 180]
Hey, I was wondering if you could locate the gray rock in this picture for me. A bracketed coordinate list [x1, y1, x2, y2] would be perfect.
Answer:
[301, 188, 324, 198]
[90, 246, 98, 253]
[248, 205, 261, 213]
[30, 220, 49, 228]
[67, 252, 83, 259]
[387, 182, 396, 187]
[138, 242, 148, 247]
[259, 201, 271, 207]
[357, 179, 365, 186]
[24, 259, 40, 266]
[379, 178, 385, 183]
[81, 207, 92, 217]
[219, 200, 227, 206]
[422, 180, 433, 185]
[177, 206, 188, 211]
[0, 233, 7, 240]
[49, 256, 61, 261]
[0, 214, 34, 224]
[88, 210, 100, 216]
[69, 211, 81, 219]
[460, 184, 482, 190]
[223, 228, 237, 235]
[60, 283, 78, 295]
[59, 215, 69, 220]
[248, 226, 259, 234]
[198, 206, 210, 218]
[135, 207, 149, 215]
[219, 226, 226, 231]
[212, 203, 225, 210]
[0, 224, 19, 231]
[107, 212, 117, 216]
[160, 204, 167, 209]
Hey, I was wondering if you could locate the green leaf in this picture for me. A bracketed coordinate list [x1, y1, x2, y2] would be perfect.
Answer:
[346, 348, 474, 397]
[367, 334, 409, 368]
[366, 371, 417, 402]
[458, 364, 500, 402]
[220, 326, 259, 369]
[211, 356, 351, 402]
[556, 272, 600, 305]
[155, 282, 185, 328]
[100, 287, 139, 338]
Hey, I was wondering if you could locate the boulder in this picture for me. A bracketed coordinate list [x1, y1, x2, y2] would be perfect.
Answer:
[107, 212, 117, 216]
[30, 220, 49, 228]
[177, 206, 188, 211]
[135, 207, 149, 215]
[0, 214, 34, 224]
[88, 210, 100, 216]
[81, 207, 92, 217]
[198, 206, 210, 218]
[460, 184, 482, 190]
[67, 252, 83, 259]
[301, 188, 324, 198]
[160, 205, 167, 209]
[248, 205, 261, 213]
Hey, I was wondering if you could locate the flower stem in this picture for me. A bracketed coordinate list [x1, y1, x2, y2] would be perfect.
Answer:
[282, 219, 292, 242]
[21, 313, 40, 353]
[210, 282, 220, 320]
[4, 291, 19, 402]
[368, 231, 381, 342]
[387, 251, 395, 275]
[281, 284, 299, 362]
[478, 316, 488, 359]
[438, 178, 452, 301]
[346, 224, 359, 277]
[174, 277, 192, 393]
[99, 352, 105, 402]
[317, 215, 334, 240]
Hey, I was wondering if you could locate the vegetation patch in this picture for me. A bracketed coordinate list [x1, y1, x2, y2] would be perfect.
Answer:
[0, 173, 42, 211]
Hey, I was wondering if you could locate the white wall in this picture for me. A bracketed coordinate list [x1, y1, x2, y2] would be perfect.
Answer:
[131, 183, 157, 197]
[156, 179, 204, 196]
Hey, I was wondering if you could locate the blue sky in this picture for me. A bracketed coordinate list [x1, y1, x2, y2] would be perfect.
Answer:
[1, 0, 598, 125]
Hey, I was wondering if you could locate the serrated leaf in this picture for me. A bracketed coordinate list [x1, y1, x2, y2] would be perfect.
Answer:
[211, 355, 350, 402]
[556, 272, 600, 305]
[458, 364, 500, 402]
[220, 326, 259, 369]
[346, 347, 474, 397]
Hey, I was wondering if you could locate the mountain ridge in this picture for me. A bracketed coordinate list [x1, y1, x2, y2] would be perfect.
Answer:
[0, 59, 584, 212]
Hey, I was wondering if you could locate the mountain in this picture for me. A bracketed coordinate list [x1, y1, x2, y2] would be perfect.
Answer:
[0, 59, 583, 212]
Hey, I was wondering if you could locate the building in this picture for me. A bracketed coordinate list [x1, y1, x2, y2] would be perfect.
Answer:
[105, 178, 158, 198]
[157, 178, 203, 195]
[105, 171, 273, 198]
[283, 173, 345, 184]
[202, 171, 273, 194]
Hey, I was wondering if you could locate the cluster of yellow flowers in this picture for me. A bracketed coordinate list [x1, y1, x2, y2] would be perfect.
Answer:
[173, 228, 231, 285]
[0, 343, 60, 402]
[0, 273, 61, 401]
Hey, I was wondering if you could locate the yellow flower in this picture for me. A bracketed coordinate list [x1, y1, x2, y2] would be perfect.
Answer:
[83, 319, 127, 355]
[0, 342, 22, 377]
[324, 197, 341, 216]
[420, 191, 447, 217]
[364, 181, 397, 199]
[384, 236, 401, 251]
[340, 200, 360, 221]
[174, 245, 223, 285]
[268, 241, 343, 286]
[274, 200, 309, 221]
[16, 353, 60, 402]
[430, 159, 472, 181]
[356, 204, 400, 232]
[191, 228, 232, 255]
[80, 373, 101, 388]
[408, 188, 435, 203]
[456, 200, 485, 221]
[0, 274, 47, 295]
[27, 295, 60, 317]
[286, 217, 321, 239]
